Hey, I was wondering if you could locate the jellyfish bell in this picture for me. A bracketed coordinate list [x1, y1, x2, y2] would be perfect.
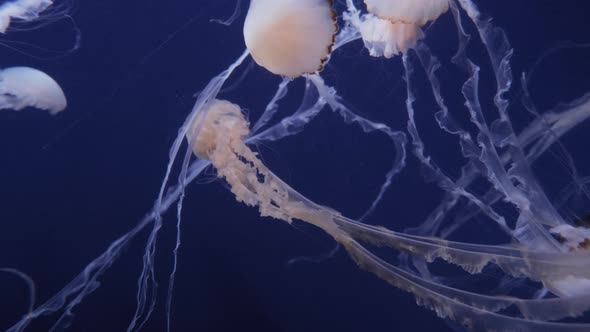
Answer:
[0, 0, 54, 33]
[359, 14, 423, 58]
[187, 98, 295, 216]
[0, 66, 67, 114]
[363, 0, 449, 25]
[243, 0, 338, 78]
[186, 99, 250, 160]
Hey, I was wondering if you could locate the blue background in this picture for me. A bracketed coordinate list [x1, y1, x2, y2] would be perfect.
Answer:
[1, 1, 589, 331]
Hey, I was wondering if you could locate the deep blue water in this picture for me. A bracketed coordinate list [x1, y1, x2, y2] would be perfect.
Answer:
[1, 1, 590, 331]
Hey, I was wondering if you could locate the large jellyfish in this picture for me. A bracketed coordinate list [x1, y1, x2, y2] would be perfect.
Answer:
[243, 0, 337, 77]
[1, 0, 590, 331]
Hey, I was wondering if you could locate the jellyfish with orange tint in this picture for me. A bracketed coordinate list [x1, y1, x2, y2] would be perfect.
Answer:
[3, 0, 590, 331]
[243, 0, 337, 77]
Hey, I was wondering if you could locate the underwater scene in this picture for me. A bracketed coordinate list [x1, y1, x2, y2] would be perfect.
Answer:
[1, 0, 590, 331]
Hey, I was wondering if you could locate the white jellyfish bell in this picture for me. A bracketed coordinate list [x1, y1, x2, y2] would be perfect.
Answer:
[359, 15, 423, 58]
[364, 0, 450, 25]
[243, 0, 338, 78]
[0, 0, 54, 33]
[350, 0, 449, 59]
[0, 66, 67, 114]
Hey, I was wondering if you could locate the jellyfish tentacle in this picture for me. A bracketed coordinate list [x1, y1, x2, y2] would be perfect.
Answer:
[455, 0, 574, 250]
[401, 50, 511, 235]
[335, 215, 590, 281]
[188, 98, 590, 330]
[127, 50, 250, 332]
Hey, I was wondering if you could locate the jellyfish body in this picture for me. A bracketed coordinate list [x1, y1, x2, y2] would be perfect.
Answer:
[187, 99, 295, 220]
[243, 0, 337, 77]
[363, 0, 450, 25]
[541, 223, 590, 298]
[546, 225, 590, 298]
[548, 276, 590, 298]
[359, 15, 423, 58]
[187, 99, 249, 160]
[0, 66, 67, 114]
[550, 224, 590, 252]
[0, 0, 53, 33]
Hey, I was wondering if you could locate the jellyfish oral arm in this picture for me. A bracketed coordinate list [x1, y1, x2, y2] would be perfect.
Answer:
[188, 94, 590, 331]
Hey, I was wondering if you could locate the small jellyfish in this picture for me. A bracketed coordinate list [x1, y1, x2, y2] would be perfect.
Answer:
[243, 0, 338, 77]
[0, 66, 67, 114]
[0, 0, 54, 33]
[187, 99, 249, 161]
[363, 0, 450, 25]
[186, 99, 288, 217]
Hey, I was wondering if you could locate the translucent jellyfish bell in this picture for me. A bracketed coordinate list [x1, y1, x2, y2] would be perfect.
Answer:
[0, 66, 67, 114]
[364, 0, 449, 25]
[243, 0, 337, 77]
[187, 99, 292, 217]
[359, 15, 423, 58]
[186, 99, 250, 160]
[0, 0, 54, 33]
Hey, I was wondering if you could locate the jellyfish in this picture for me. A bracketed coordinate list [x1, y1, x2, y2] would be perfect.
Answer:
[364, 0, 450, 25]
[0, 0, 54, 33]
[357, 15, 423, 58]
[243, 0, 337, 77]
[355, 0, 449, 58]
[2, 0, 590, 331]
[0, 66, 66, 114]
[1, 2, 67, 113]
[0, 0, 78, 57]
[181, 95, 590, 331]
